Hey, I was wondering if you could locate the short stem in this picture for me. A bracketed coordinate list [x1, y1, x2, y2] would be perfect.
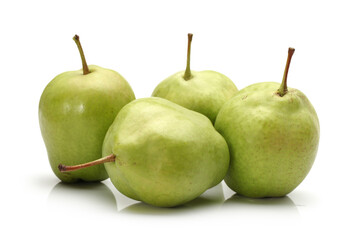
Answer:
[58, 154, 116, 172]
[183, 33, 193, 80]
[73, 35, 90, 75]
[277, 47, 295, 97]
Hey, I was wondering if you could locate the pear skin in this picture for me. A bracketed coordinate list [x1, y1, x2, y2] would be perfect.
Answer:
[215, 48, 320, 198]
[39, 36, 135, 183]
[102, 97, 230, 207]
[152, 34, 238, 123]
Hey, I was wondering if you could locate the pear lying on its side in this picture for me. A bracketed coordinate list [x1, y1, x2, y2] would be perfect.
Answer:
[60, 97, 230, 207]
[215, 48, 320, 198]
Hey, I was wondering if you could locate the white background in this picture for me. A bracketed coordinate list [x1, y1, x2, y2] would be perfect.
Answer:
[1, 0, 358, 239]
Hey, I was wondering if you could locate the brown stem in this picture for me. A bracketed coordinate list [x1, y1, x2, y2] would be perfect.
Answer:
[277, 47, 295, 97]
[184, 33, 193, 80]
[73, 35, 90, 75]
[58, 154, 116, 172]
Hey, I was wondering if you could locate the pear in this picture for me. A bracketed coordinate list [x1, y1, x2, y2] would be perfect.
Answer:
[152, 33, 238, 124]
[59, 97, 229, 207]
[39, 35, 135, 183]
[215, 48, 320, 198]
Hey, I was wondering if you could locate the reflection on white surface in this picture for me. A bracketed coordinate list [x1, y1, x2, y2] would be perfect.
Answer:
[46, 180, 301, 219]
[47, 182, 117, 214]
[120, 183, 225, 215]
[223, 193, 300, 219]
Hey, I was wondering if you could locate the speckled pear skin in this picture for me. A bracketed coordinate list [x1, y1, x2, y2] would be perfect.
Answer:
[39, 65, 135, 183]
[215, 82, 319, 198]
[152, 70, 238, 124]
[102, 97, 230, 207]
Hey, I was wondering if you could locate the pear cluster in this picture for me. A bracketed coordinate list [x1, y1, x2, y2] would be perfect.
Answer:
[39, 34, 319, 208]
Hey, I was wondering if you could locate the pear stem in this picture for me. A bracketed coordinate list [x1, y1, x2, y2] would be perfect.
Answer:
[183, 33, 193, 80]
[277, 47, 295, 97]
[73, 35, 90, 75]
[58, 154, 116, 172]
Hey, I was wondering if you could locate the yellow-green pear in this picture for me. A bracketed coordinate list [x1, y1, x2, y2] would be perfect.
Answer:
[152, 34, 238, 123]
[215, 48, 320, 198]
[39, 35, 135, 183]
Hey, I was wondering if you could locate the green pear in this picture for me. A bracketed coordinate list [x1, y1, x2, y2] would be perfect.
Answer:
[39, 35, 135, 183]
[59, 97, 229, 207]
[152, 33, 238, 124]
[215, 48, 320, 198]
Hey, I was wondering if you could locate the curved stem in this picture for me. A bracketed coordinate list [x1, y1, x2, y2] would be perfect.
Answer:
[277, 47, 295, 97]
[73, 35, 90, 75]
[58, 154, 116, 172]
[184, 33, 193, 80]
